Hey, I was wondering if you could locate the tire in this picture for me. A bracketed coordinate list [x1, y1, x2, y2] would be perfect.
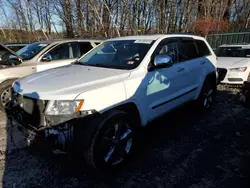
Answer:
[196, 77, 216, 111]
[84, 110, 135, 171]
[0, 79, 15, 112]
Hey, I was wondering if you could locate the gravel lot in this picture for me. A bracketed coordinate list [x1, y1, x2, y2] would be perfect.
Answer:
[1, 85, 250, 188]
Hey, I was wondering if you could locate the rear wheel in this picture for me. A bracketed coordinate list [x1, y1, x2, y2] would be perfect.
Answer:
[84, 110, 135, 170]
[196, 78, 216, 111]
[0, 80, 15, 112]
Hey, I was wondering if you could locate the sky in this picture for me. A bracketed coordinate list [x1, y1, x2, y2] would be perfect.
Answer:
[0, 1, 62, 32]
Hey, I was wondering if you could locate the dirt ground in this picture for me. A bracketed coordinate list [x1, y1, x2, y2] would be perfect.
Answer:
[1, 85, 250, 188]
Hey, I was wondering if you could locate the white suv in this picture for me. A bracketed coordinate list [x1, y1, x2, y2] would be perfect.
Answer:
[8, 34, 217, 170]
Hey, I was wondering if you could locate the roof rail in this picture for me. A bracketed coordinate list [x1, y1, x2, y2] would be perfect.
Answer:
[168, 32, 196, 35]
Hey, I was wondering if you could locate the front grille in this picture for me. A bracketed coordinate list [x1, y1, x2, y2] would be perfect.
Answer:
[228, 78, 243, 82]
[217, 68, 227, 82]
[12, 91, 46, 128]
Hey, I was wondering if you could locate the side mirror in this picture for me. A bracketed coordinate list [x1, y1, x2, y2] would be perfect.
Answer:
[154, 55, 173, 68]
[41, 53, 52, 62]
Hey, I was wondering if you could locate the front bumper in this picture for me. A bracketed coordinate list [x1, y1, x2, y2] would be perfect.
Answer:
[6, 103, 97, 152]
[220, 69, 249, 85]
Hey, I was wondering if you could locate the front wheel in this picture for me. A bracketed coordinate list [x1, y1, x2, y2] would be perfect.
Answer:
[84, 110, 135, 170]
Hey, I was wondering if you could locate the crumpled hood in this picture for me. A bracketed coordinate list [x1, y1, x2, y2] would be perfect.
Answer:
[0, 43, 21, 68]
[14, 64, 130, 100]
[0, 43, 18, 57]
[217, 57, 250, 69]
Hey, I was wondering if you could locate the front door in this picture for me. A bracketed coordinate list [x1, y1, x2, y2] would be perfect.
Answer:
[37, 43, 78, 72]
[145, 39, 189, 121]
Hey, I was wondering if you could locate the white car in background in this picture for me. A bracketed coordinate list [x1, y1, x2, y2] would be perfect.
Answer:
[0, 39, 103, 111]
[217, 44, 250, 84]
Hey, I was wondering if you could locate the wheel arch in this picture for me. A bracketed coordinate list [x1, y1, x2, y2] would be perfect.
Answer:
[0, 77, 19, 86]
[101, 101, 143, 129]
[75, 101, 143, 150]
[195, 71, 217, 99]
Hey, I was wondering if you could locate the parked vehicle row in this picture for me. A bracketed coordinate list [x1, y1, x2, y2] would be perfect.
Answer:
[0, 39, 103, 110]
[5, 34, 217, 170]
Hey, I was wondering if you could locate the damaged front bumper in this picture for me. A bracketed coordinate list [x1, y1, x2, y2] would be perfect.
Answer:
[6, 104, 98, 153]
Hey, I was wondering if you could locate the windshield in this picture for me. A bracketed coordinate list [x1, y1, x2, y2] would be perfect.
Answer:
[216, 47, 250, 58]
[77, 40, 154, 70]
[15, 42, 49, 60]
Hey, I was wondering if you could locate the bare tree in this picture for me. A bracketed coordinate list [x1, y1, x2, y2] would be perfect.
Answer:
[0, 0, 249, 42]
[55, 0, 74, 37]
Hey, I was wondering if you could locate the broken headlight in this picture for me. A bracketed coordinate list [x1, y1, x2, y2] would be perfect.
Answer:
[45, 100, 84, 115]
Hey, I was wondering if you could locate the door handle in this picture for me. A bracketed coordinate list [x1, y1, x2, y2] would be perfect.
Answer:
[177, 68, 185, 72]
[201, 61, 206, 65]
[32, 67, 36, 70]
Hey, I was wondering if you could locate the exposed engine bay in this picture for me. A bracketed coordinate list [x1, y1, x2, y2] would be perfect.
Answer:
[0, 43, 23, 69]
[0, 56, 22, 69]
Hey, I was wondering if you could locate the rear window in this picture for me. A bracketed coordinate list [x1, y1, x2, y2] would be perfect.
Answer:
[216, 47, 250, 58]
[179, 40, 199, 61]
[79, 42, 93, 55]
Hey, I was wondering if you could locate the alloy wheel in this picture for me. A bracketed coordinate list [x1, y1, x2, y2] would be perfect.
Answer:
[203, 89, 213, 108]
[0, 87, 11, 107]
[101, 122, 133, 166]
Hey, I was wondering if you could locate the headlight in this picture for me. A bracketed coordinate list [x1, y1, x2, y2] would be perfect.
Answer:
[229, 67, 247, 72]
[46, 100, 84, 115]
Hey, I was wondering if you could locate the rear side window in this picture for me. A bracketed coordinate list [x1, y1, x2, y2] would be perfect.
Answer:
[179, 39, 199, 61]
[79, 42, 93, 55]
[195, 40, 211, 57]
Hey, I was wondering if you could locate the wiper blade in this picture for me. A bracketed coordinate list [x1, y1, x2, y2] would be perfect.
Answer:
[73, 61, 82, 65]
[94, 63, 113, 68]
[73, 61, 88, 66]
[81, 63, 113, 68]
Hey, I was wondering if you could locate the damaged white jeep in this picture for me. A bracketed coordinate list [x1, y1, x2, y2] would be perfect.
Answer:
[8, 34, 217, 170]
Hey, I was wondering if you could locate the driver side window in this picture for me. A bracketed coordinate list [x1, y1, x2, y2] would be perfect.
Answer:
[48, 43, 70, 60]
[157, 41, 179, 64]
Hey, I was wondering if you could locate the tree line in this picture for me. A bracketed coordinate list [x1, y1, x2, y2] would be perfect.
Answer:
[0, 0, 249, 42]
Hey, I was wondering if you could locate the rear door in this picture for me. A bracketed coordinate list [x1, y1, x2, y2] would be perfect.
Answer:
[194, 39, 214, 84]
[178, 38, 202, 97]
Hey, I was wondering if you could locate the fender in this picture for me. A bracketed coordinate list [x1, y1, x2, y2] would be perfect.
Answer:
[0, 77, 19, 86]
[99, 99, 144, 126]
[74, 99, 143, 150]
